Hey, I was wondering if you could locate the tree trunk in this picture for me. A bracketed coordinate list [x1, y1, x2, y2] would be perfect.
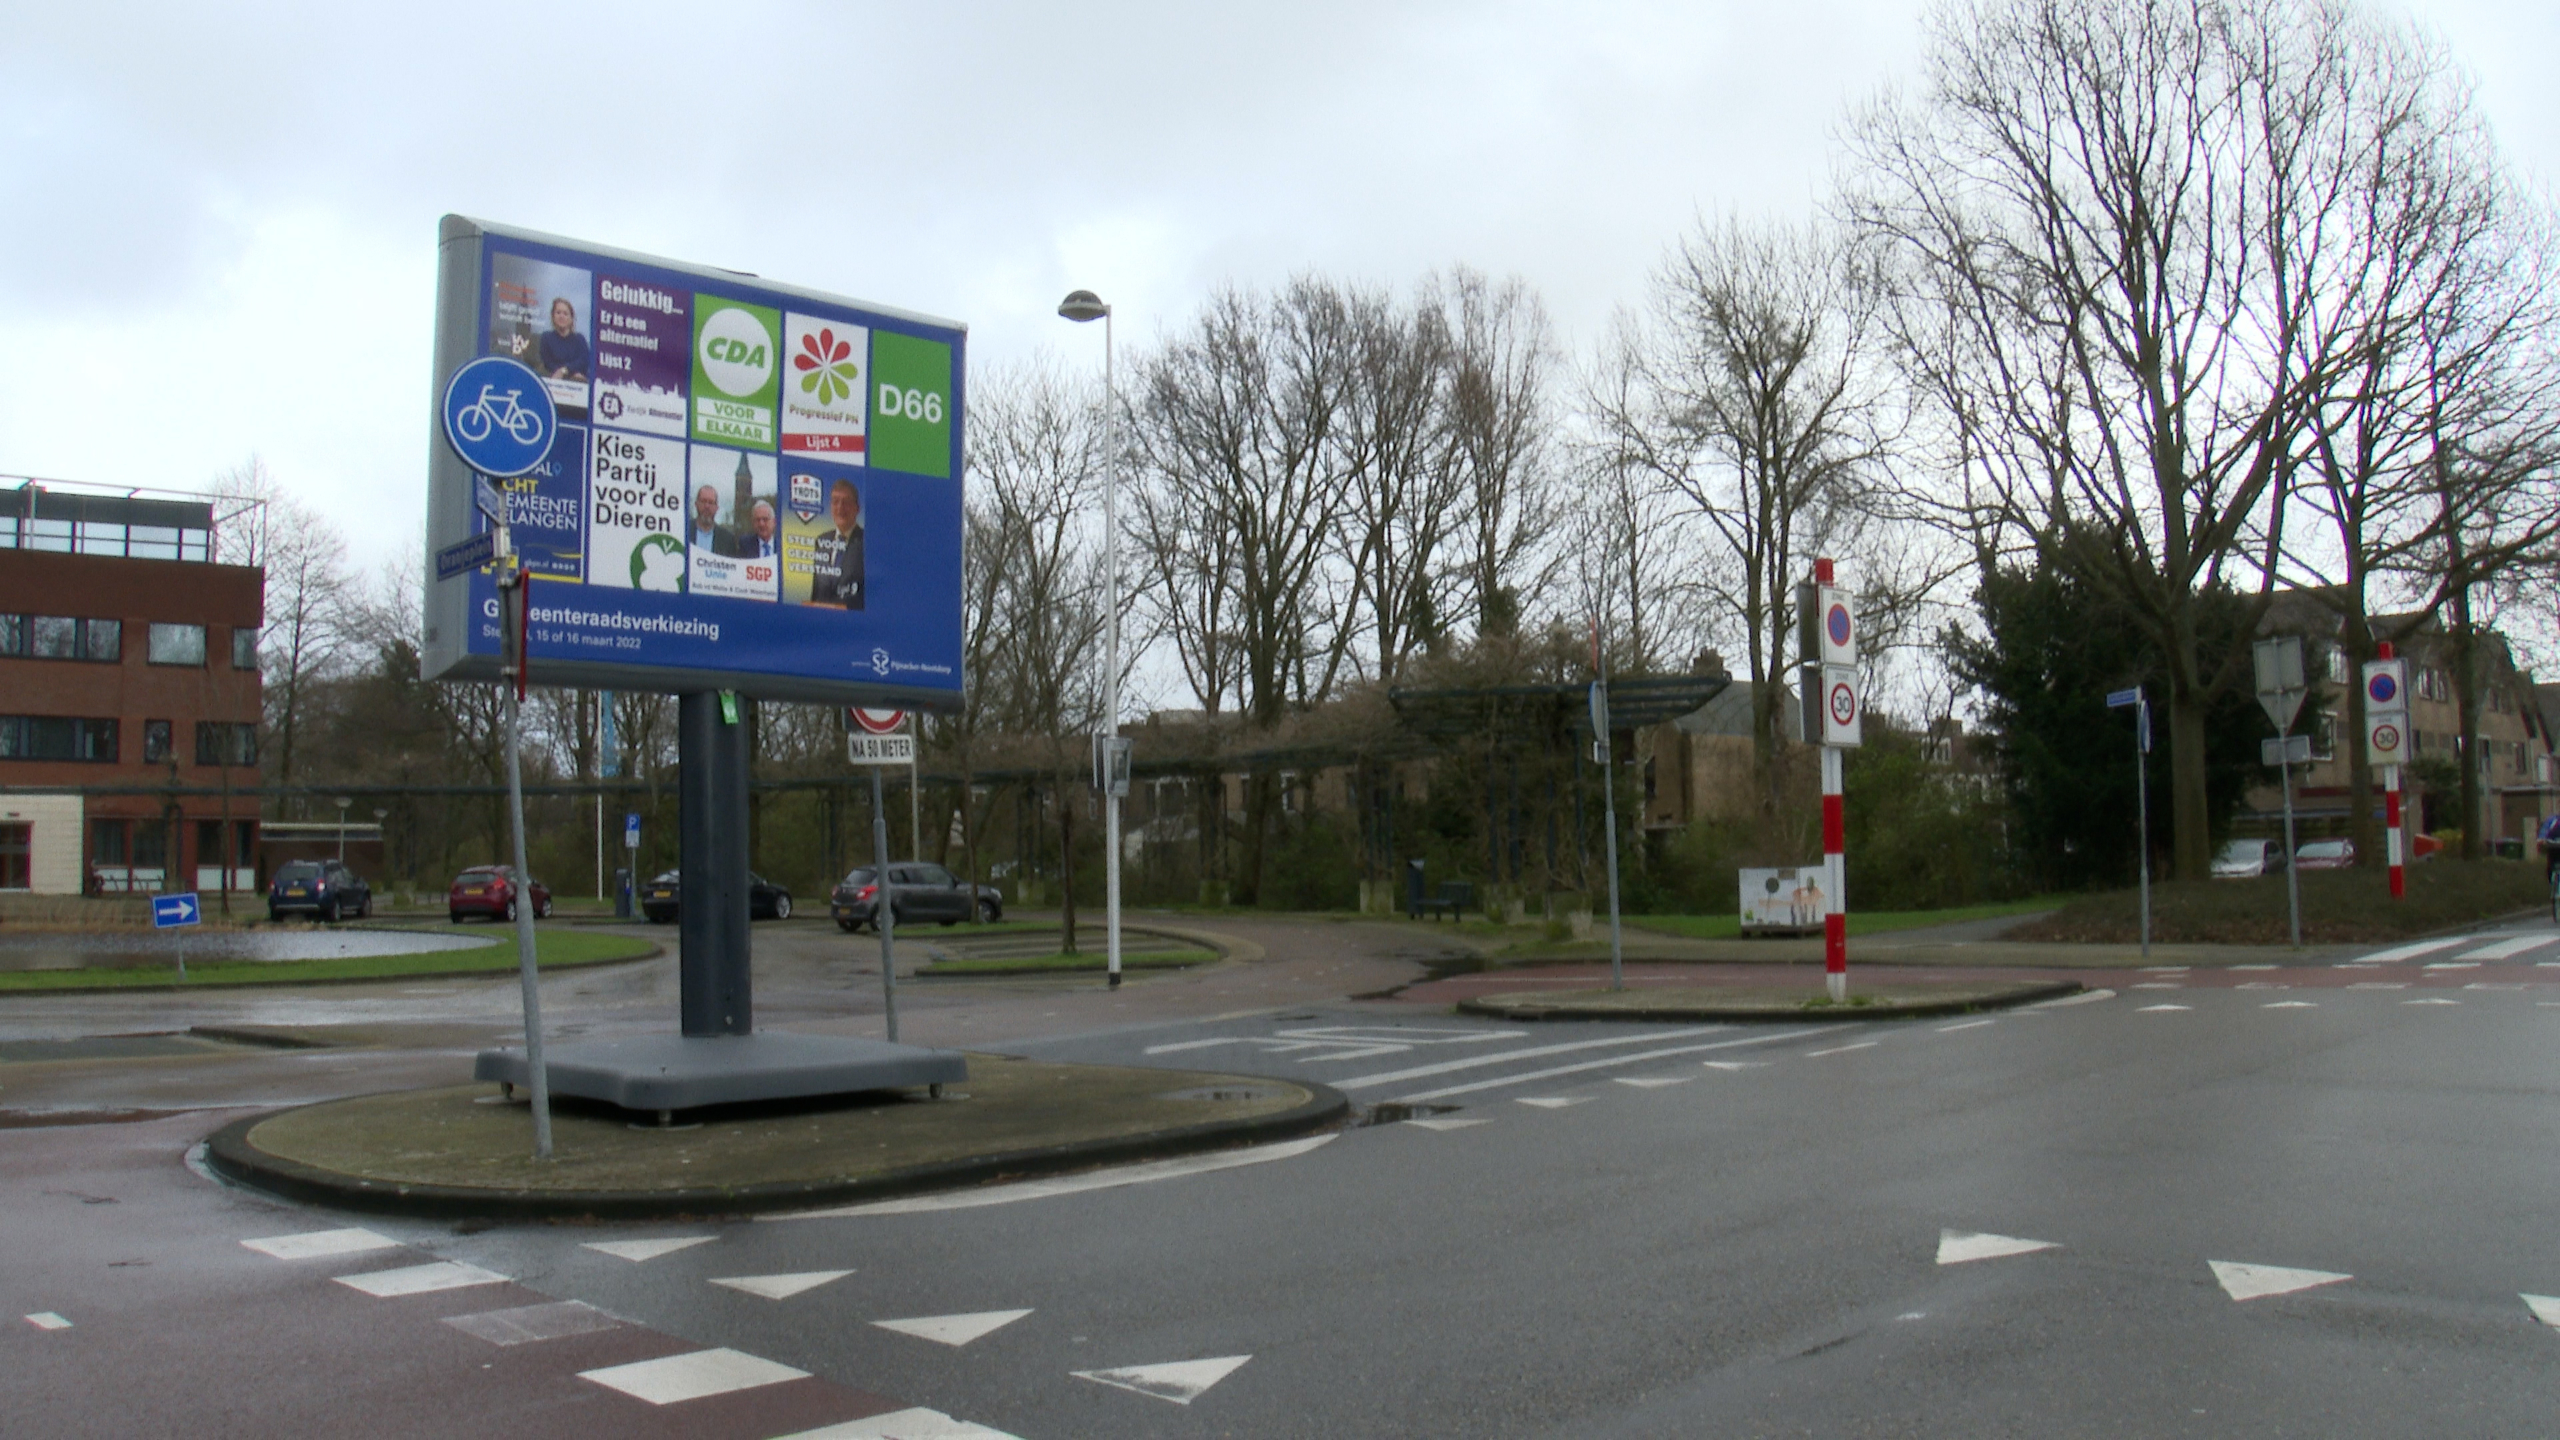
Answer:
[1058, 783, 1078, 954]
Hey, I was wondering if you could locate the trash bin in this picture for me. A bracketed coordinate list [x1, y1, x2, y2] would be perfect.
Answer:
[1406, 859, 1426, 920]
[613, 867, 634, 919]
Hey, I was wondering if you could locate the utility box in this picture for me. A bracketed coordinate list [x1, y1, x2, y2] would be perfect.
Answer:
[1740, 866, 1830, 936]
[613, 866, 633, 919]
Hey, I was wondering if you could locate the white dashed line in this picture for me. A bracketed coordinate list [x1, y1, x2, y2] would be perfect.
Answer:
[1516, 1096, 1592, 1109]
[2353, 937, 2477, 963]
[2348, 982, 2409, 990]
[2136, 1004, 2191, 1012]
[1336, 1026, 1728, 1090]
[580, 1348, 809, 1405]
[1405, 1116, 1489, 1131]
[1393, 1028, 1838, 1102]
[1804, 1041, 1879, 1057]
[2263, 1001, 2317, 1008]
[1936, 1019, 1996, 1033]
[2454, 936, 2556, 961]
[2404, 998, 2462, 1006]
[243, 1228, 402, 1261]
[24, 1312, 70, 1330]
[335, 1261, 508, 1298]
[2423, 962, 2480, 971]
[774, 1135, 1336, 1218]
[1613, 1076, 1692, 1088]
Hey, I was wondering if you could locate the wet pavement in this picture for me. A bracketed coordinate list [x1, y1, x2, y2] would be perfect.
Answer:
[0, 927, 496, 971]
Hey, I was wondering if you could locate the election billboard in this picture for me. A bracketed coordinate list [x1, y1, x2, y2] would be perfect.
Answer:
[421, 216, 965, 706]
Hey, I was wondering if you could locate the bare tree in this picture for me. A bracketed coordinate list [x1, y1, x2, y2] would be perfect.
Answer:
[208, 460, 351, 791]
[1586, 215, 1887, 811]
[1845, 0, 2506, 878]
[1443, 268, 1563, 639]
[1332, 283, 1462, 683]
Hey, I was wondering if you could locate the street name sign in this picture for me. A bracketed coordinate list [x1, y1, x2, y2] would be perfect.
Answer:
[2262, 734, 2314, 767]
[435, 530, 496, 581]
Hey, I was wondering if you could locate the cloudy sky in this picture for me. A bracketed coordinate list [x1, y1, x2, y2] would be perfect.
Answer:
[2, 1, 2552, 580]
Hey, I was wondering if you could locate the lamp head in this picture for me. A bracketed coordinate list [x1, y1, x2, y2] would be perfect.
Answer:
[1057, 289, 1109, 323]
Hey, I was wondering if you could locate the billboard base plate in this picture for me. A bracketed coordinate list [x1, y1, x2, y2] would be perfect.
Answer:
[473, 1031, 968, 1115]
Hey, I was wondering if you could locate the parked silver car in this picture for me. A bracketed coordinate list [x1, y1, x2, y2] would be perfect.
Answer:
[2211, 838, 2283, 878]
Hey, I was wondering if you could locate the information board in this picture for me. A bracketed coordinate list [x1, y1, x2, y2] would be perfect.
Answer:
[421, 217, 966, 705]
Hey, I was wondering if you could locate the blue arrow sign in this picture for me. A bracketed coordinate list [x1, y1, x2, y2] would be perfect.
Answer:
[152, 893, 201, 928]
[436, 530, 497, 582]
[442, 355, 558, 478]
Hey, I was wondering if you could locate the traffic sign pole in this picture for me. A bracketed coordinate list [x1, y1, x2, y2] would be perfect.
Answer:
[2379, 642, 2405, 899]
[1821, 744, 1846, 1001]
[498, 556, 553, 1160]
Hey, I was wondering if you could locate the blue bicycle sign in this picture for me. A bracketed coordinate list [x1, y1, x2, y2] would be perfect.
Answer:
[441, 356, 558, 477]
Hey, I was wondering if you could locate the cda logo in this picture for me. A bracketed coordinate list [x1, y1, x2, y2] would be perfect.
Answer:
[698, 306, 775, 397]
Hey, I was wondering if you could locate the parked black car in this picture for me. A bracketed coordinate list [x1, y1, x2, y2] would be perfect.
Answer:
[639, 870, 794, 924]
[268, 859, 372, 923]
[831, 862, 1003, 931]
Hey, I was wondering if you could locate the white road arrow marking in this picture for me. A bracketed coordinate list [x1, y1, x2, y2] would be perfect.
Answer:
[873, 1309, 1032, 1347]
[1072, 1354, 1252, 1405]
[2523, 1294, 2560, 1329]
[584, 1236, 716, 1262]
[711, 1270, 851, 1300]
[1936, 1230, 2059, 1265]
[2210, 1260, 2351, 1301]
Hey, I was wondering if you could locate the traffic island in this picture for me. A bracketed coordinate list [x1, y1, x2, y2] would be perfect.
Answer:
[202, 1054, 1345, 1221]
[1456, 978, 2083, 1022]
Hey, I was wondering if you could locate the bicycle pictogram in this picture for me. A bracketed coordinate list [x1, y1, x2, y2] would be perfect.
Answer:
[453, 382, 547, 447]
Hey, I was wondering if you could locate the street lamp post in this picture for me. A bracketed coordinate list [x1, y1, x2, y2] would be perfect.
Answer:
[1058, 288, 1123, 989]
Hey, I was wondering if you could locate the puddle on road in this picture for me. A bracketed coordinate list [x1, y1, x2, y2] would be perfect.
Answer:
[1353, 1102, 1463, 1127]
[0, 929, 496, 972]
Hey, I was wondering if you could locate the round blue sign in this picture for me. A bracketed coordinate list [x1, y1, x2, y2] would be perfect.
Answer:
[1827, 604, 1852, 647]
[2367, 673, 2398, 704]
[441, 356, 557, 478]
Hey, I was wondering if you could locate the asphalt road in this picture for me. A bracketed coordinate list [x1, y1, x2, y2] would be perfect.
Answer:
[6, 913, 2557, 1436]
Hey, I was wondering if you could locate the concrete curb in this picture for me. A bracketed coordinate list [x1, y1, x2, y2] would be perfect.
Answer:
[199, 1078, 1350, 1223]
[1456, 979, 2084, 1024]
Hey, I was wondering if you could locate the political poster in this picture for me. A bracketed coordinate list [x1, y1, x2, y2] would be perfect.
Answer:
[488, 252, 593, 419]
[425, 216, 966, 706]
[782, 314, 868, 459]
[585, 429, 689, 594]
[592, 275, 689, 437]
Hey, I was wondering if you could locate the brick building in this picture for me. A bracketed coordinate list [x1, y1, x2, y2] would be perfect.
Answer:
[0, 484, 263, 896]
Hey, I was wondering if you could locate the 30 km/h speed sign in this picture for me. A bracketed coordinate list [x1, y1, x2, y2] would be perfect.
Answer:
[2368, 719, 2403, 763]
[1820, 663, 1863, 747]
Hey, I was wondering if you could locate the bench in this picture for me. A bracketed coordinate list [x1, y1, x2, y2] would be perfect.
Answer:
[1414, 881, 1474, 922]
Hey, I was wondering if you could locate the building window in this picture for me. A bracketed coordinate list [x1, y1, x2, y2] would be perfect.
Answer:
[2416, 667, 2451, 702]
[231, 626, 259, 671]
[0, 823, 28, 890]
[0, 716, 119, 762]
[91, 819, 129, 866]
[195, 722, 257, 767]
[8, 615, 119, 661]
[2312, 709, 2339, 760]
[132, 819, 167, 870]
[148, 623, 207, 666]
[144, 720, 172, 763]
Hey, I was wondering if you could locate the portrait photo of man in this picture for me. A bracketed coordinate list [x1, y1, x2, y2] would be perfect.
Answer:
[744, 499, 779, 558]
[806, 478, 865, 609]
[689, 485, 741, 557]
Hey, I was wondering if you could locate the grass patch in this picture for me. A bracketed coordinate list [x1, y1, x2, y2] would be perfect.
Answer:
[0, 929, 659, 992]
[2009, 861, 2545, 945]
[918, 948, 1217, 975]
[1623, 896, 2070, 942]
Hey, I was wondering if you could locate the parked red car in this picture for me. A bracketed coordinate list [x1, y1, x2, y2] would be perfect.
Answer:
[449, 865, 553, 923]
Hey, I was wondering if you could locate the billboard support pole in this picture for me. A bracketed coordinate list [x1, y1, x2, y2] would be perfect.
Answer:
[677, 693, 752, 1037]
[872, 765, 899, 1042]
[498, 555, 553, 1160]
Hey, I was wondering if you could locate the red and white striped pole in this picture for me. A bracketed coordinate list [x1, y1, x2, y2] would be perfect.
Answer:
[2380, 641, 2405, 900]
[1817, 557, 1847, 1002]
